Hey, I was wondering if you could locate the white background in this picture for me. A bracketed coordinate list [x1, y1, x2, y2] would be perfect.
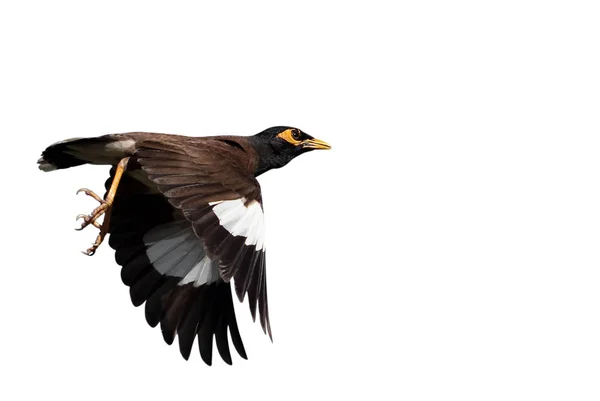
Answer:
[1, 1, 599, 400]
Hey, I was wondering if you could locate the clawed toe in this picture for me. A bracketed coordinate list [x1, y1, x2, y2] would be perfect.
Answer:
[82, 246, 98, 256]
[76, 188, 105, 203]
[75, 214, 101, 230]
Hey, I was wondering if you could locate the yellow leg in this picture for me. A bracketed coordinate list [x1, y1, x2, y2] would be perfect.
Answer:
[76, 157, 129, 256]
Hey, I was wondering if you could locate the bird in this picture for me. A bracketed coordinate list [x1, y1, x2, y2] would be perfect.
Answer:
[37, 126, 331, 365]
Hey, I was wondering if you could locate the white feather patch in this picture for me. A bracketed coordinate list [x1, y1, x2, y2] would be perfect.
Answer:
[179, 255, 219, 287]
[105, 139, 135, 156]
[143, 221, 220, 285]
[209, 198, 265, 250]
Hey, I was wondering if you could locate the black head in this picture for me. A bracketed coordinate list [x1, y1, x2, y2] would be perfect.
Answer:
[250, 126, 331, 176]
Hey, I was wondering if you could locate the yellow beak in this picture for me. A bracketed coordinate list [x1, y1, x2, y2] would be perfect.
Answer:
[302, 138, 332, 150]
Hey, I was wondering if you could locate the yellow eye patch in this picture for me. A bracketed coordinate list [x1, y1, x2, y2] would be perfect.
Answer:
[277, 129, 302, 146]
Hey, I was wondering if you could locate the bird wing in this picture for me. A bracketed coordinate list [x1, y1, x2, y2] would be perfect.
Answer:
[105, 138, 270, 365]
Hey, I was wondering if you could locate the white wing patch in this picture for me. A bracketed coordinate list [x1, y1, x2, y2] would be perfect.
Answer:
[179, 255, 219, 287]
[140, 197, 265, 288]
[105, 139, 135, 155]
[143, 221, 220, 286]
[209, 198, 265, 250]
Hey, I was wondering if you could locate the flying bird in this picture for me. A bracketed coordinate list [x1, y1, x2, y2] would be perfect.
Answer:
[37, 126, 330, 365]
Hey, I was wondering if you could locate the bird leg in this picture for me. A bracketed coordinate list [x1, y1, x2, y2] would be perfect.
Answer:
[75, 157, 129, 256]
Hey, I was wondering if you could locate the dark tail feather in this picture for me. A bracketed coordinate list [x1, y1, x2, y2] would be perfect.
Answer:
[37, 135, 126, 171]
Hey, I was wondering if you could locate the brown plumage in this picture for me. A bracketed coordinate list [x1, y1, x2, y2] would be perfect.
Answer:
[38, 127, 330, 365]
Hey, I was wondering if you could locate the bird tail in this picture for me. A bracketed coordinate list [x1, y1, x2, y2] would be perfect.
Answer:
[38, 135, 129, 172]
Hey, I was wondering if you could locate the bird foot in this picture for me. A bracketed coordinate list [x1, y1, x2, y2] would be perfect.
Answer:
[75, 188, 113, 256]
[72, 157, 130, 256]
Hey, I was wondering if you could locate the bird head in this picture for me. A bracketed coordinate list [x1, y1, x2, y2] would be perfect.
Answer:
[251, 126, 331, 175]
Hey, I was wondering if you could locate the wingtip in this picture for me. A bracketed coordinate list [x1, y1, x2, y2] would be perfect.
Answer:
[162, 329, 176, 345]
[261, 320, 273, 342]
[201, 355, 213, 366]
[145, 309, 160, 328]
[179, 341, 193, 361]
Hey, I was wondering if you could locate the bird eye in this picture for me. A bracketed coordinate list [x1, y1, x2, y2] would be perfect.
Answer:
[291, 130, 302, 141]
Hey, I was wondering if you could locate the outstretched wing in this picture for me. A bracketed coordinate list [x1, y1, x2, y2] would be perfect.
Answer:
[106, 139, 270, 365]
[135, 139, 271, 336]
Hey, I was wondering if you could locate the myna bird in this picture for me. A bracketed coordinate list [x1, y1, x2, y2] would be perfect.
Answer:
[37, 126, 331, 365]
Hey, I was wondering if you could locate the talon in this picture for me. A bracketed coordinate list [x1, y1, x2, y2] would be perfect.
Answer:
[75, 214, 88, 231]
[76, 211, 104, 230]
[76, 214, 89, 224]
[76, 188, 105, 203]
[82, 233, 104, 256]
[82, 247, 97, 256]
